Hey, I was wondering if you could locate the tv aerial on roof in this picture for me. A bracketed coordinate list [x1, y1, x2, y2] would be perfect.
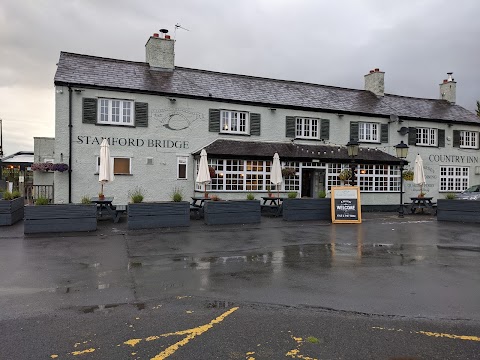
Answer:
[174, 23, 190, 39]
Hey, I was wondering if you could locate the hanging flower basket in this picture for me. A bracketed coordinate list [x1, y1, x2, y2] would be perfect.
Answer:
[31, 162, 69, 172]
[281, 167, 296, 177]
[31, 162, 54, 172]
[208, 166, 216, 178]
[402, 169, 414, 181]
[338, 169, 352, 181]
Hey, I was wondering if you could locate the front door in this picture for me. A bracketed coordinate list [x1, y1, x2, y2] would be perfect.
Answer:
[301, 169, 326, 198]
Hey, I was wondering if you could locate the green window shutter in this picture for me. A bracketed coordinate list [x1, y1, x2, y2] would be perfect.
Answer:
[320, 119, 330, 140]
[438, 129, 445, 147]
[286, 116, 295, 138]
[452, 130, 460, 148]
[380, 123, 389, 143]
[135, 102, 148, 127]
[408, 127, 417, 145]
[209, 109, 220, 132]
[82, 98, 97, 124]
[350, 122, 359, 141]
[250, 113, 261, 136]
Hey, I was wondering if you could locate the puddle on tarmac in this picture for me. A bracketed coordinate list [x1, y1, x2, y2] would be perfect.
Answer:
[78, 302, 145, 314]
[81, 304, 120, 313]
[206, 300, 234, 309]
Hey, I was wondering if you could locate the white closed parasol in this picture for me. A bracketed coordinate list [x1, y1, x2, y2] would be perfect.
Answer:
[270, 152, 283, 196]
[413, 154, 426, 195]
[196, 149, 211, 198]
[99, 139, 114, 195]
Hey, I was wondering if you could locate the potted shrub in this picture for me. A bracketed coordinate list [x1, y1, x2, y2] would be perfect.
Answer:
[127, 187, 190, 230]
[0, 190, 24, 226]
[266, 185, 273, 197]
[24, 196, 97, 234]
[287, 191, 298, 199]
[246, 193, 255, 200]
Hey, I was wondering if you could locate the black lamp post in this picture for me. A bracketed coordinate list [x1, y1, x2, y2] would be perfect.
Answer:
[346, 140, 359, 186]
[395, 141, 409, 217]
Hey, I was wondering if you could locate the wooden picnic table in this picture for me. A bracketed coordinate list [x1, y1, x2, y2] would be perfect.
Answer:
[91, 197, 125, 223]
[409, 197, 436, 214]
[261, 196, 285, 217]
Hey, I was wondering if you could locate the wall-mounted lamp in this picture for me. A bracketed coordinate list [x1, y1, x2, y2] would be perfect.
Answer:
[337, 114, 344, 118]
[56, 89, 63, 94]
[269, 108, 276, 111]
[168, 98, 176, 102]
[74, 89, 83, 93]
[447, 123, 453, 127]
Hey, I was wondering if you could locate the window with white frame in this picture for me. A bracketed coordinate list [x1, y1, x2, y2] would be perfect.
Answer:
[326, 163, 400, 192]
[416, 128, 437, 146]
[359, 122, 379, 142]
[460, 131, 478, 149]
[440, 166, 469, 192]
[295, 118, 319, 139]
[283, 162, 300, 191]
[98, 99, 133, 125]
[177, 156, 188, 180]
[96, 156, 131, 175]
[220, 110, 249, 134]
[195, 159, 281, 192]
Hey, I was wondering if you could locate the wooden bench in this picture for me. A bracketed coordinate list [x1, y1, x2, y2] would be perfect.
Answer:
[190, 205, 202, 219]
[261, 204, 282, 217]
[111, 205, 127, 223]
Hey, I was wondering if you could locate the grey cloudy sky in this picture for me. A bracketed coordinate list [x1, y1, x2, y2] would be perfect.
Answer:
[1, 0, 479, 155]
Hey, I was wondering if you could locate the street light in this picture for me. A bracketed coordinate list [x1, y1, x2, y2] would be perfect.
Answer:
[346, 140, 359, 186]
[395, 141, 409, 217]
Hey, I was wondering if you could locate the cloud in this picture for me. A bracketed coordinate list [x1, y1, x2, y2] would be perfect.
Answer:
[1, 0, 479, 154]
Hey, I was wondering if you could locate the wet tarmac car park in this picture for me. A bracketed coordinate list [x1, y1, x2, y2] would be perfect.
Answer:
[0, 213, 479, 359]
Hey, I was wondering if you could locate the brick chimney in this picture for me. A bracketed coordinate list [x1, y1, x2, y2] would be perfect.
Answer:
[145, 30, 174, 70]
[364, 68, 385, 96]
[439, 72, 456, 104]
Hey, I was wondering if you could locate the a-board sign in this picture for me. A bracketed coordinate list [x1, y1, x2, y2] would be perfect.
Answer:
[331, 186, 362, 224]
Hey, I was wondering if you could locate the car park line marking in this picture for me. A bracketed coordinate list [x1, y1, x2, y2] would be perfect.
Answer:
[120, 307, 239, 359]
[372, 327, 480, 342]
[71, 348, 96, 356]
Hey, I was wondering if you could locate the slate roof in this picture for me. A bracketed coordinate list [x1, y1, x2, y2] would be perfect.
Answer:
[192, 139, 404, 165]
[55, 52, 480, 125]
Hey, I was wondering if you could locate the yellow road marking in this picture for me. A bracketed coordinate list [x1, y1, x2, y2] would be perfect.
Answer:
[149, 307, 239, 360]
[124, 338, 142, 347]
[50, 356, 58, 359]
[71, 348, 96, 356]
[372, 327, 480, 342]
[285, 335, 318, 360]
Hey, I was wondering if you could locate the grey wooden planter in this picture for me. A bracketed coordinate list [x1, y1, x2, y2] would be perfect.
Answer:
[282, 198, 331, 221]
[437, 199, 480, 223]
[24, 204, 97, 234]
[204, 200, 260, 225]
[128, 201, 190, 230]
[0, 197, 24, 226]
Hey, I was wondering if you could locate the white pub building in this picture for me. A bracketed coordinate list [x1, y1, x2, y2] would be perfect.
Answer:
[38, 31, 480, 208]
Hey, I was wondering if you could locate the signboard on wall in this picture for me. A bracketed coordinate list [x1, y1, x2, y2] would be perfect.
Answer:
[331, 186, 362, 224]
